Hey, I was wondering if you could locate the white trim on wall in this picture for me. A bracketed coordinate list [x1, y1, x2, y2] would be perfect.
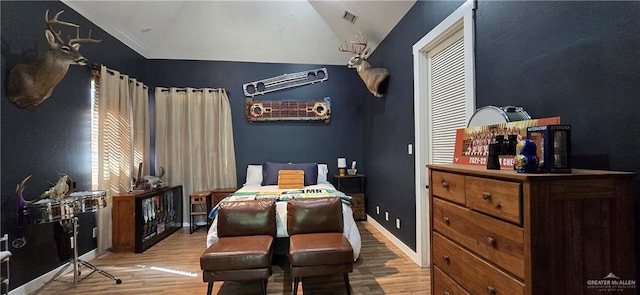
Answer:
[412, 0, 475, 267]
[366, 215, 420, 263]
[10, 250, 97, 295]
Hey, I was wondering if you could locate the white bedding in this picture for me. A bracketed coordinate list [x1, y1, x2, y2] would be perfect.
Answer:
[206, 183, 362, 259]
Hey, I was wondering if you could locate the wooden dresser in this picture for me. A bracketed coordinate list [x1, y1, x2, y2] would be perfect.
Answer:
[428, 164, 635, 295]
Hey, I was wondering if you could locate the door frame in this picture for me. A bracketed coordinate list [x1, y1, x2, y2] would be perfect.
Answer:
[412, 0, 475, 267]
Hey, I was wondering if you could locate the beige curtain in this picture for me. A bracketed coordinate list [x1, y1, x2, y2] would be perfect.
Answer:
[94, 65, 150, 253]
[155, 87, 236, 222]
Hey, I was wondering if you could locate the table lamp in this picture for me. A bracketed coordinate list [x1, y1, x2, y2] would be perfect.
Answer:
[338, 157, 347, 176]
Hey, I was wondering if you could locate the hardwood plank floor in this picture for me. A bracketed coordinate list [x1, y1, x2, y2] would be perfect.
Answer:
[32, 222, 431, 294]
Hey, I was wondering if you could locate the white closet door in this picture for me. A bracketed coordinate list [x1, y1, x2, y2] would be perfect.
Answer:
[413, 0, 475, 267]
[427, 28, 467, 165]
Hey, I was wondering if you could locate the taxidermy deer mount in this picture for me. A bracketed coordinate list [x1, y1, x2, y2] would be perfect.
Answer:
[7, 10, 101, 108]
[339, 32, 389, 97]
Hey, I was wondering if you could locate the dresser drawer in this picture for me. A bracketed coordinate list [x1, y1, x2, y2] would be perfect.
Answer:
[431, 171, 466, 205]
[433, 265, 470, 295]
[432, 232, 524, 295]
[465, 176, 521, 224]
[432, 198, 525, 279]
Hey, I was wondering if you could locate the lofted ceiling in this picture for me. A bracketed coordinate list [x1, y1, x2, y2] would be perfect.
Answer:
[62, 0, 416, 65]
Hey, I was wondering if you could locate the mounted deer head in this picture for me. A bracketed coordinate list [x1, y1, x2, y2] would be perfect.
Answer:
[7, 10, 101, 108]
[339, 32, 389, 97]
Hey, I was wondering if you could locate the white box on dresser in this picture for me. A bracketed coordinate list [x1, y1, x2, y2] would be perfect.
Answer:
[428, 164, 636, 295]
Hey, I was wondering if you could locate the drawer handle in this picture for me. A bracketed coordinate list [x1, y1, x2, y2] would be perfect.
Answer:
[441, 181, 449, 189]
[443, 217, 450, 225]
[495, 203, 503, 209]
[487, 286, 496, 295]
[444, 292, 451, 295]
[487, 236, 497, 247]
[481, 192, 491, 200]
[442, 255, 450, 263]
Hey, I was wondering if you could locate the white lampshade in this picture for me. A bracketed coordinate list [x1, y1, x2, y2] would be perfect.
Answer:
[337, 157, 347, 168]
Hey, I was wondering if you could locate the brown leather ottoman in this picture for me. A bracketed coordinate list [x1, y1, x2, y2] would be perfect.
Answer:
[200, 199, 276, 295]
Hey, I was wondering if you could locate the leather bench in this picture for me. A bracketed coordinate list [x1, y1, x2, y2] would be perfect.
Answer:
[287, 197, 354, 295]
[200, 199, 276, 295]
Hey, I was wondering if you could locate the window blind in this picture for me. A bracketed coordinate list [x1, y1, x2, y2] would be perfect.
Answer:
[429, 37, 466, 164]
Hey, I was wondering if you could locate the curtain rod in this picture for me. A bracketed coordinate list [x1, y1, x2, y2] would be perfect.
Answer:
[93, 64, 227, 94]
[92, 63, 149, 89]
[159, 88, 229, 94]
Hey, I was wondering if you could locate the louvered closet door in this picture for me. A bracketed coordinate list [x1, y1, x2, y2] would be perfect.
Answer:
[427, 28, 467, 164]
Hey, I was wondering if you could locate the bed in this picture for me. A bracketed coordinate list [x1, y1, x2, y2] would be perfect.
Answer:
[206, 163, 362, 259]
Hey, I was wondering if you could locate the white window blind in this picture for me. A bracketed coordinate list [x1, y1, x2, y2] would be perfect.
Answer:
[429, 35, 467, 164]
[90, 78, 100, 190]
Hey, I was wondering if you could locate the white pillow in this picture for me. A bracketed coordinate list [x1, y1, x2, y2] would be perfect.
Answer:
[317, 163, 329, 184]
[244, 165, 263, 186]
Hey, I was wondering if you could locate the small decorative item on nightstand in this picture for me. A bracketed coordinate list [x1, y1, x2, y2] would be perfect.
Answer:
[347, 160, 357, 175]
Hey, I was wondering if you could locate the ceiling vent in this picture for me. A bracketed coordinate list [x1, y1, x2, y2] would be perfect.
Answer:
[342, 10, 358, 24]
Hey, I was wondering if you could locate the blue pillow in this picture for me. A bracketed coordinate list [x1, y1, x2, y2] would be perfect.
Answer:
[262, 162, 287, 186]
[261, 162, 318, 186]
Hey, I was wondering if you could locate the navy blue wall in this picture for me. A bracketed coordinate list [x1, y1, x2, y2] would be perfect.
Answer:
[363, 0, 464, 251]
[473, 0, 640, 277]
[3, 0, 639, 291]
[475, 1, 640, 171]
[1, 1, 146, 289]
[145, 60, 367, 186]
[365, 0, 640, 260]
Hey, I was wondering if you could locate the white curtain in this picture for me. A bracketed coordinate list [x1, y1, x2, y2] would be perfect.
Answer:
[94, 65, 149, 253]
[154, 87, 236, 222]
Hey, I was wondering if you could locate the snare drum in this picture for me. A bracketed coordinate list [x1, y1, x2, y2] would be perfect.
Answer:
[468, 106, 531, 127]
[71, 190, 107, 213]
[25, 198, 76, 224]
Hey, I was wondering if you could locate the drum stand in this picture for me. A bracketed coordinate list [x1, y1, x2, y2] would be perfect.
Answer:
[50, 216, 122, 285]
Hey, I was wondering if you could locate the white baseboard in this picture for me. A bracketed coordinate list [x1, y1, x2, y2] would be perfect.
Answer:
[10, 249, 98, 295]
[366, 215, 422, 266]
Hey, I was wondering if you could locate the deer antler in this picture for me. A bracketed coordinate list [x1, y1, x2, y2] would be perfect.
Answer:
[45, 10, 79, 45]
[338, 32, 371, 58]
[45, 10, 101, 45]
[69, 27, 102, 44]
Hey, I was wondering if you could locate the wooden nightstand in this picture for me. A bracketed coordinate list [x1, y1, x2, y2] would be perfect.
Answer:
[334, 174, 366, 221]
[211, 187, 238, 208]
[189, 191, 211, 234]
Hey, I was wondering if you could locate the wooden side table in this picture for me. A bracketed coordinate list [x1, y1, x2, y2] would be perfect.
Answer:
[334, 174, 366, 221]
[211, 187, 238, 209]
[189, 191, 211, 234]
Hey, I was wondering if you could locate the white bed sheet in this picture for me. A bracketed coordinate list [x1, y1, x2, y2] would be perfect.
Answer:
[206, 183, 362, 259]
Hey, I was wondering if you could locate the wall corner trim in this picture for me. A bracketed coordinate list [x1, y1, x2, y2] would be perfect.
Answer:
[366, 216, 423, 267]
[10, 249, 98, 295]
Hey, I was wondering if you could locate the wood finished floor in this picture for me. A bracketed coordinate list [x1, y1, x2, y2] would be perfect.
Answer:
[33, 222, 431, 294]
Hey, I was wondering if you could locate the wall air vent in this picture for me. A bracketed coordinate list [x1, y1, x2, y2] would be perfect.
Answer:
[342, 10, 358, 24]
